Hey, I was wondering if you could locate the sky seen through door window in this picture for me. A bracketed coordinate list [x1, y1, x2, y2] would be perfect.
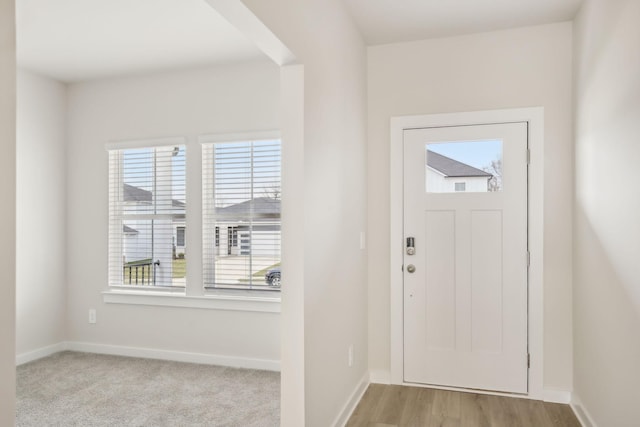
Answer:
[426, 139, 502, 170]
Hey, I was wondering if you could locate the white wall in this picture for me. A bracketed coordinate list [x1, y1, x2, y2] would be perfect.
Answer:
[239, 1, 369, 425]
[278, 64, 305, 426]
[367, 23, 574, 392]
[16, 69, 67, 357]
[0, 0, 16, 423]
[66, 61, 282, 362]
[573, 1, 640, 426]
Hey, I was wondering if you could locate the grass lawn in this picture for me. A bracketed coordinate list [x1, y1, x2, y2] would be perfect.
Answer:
[234, 262, 281, 284]
[252, 262, 280, 279]
[171, 258, 278, 281]
[173, 258, 186, 278]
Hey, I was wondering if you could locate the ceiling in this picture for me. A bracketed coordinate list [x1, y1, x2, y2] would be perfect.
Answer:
[17, 0, 585, 83]
[16, 0, 268, 82]
[343, 0, 584, 45]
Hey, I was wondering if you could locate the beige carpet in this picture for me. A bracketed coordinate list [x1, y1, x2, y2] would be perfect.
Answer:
[16, 351, 280, 426]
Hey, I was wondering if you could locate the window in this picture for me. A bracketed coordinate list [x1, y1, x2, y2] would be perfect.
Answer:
[108, 143, 186, 288]
[176, 226, 186, 247]
[426, 141, 502, 193]
[228, 226, 238, 252]
[202, 139, 281, 290]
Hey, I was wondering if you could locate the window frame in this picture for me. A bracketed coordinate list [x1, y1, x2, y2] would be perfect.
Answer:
[103, 132, 282, 311]
[200, 131, 282, 293]
[106, 137, 187, 291]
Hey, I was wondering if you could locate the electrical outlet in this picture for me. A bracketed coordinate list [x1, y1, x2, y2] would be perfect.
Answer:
[348, 345, 354, 367]
[89, 309, 96, 324]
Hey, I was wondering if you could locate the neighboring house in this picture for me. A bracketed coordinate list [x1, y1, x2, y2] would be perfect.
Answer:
[213, 197, 281, 257]
[122, 183, 186, 263]
[426, 150, 493, 192]
[122, 184, 281, 263]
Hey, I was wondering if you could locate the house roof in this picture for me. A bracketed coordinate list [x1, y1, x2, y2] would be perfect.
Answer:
[427, 151, 492, 178]
[217, 197, 280, 218]
[123, 225, 138, 234]
[123, 183, 185, 208]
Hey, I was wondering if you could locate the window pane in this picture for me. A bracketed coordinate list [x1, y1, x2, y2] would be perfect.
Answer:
[109, 145, 186, 288]
[120, 147, 186, 215]
[203, 140, 281, 290]
[454, 182, 466, 192]
[426, 140, 502, 193]
[176, 227, 186, 247]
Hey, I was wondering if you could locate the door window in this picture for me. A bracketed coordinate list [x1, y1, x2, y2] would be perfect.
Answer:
[426, 140, 503, 193]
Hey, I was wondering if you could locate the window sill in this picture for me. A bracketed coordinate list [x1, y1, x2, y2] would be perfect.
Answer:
[102, 290, 281, 313]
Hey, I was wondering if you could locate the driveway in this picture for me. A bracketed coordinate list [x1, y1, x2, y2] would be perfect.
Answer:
[171, 255, 278, 287]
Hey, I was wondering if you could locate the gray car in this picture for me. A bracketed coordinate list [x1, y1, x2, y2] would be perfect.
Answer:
[265, 267, 281, 287]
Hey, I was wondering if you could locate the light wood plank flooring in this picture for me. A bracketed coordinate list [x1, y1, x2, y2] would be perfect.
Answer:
[346, 384, 581, 427]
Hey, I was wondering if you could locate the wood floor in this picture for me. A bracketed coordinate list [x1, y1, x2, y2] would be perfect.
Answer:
[346, 384, 581, 427]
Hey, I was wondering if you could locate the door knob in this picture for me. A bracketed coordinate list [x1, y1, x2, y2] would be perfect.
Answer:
[406, 264, 416, 273]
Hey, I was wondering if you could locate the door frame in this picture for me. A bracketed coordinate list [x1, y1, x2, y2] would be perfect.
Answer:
[389, 107, 544, 400]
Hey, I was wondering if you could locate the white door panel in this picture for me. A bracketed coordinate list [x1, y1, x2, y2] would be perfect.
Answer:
[403, 122, 528, 393]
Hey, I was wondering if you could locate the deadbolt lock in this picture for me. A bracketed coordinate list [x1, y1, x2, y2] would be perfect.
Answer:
[406, 264, 416, 273]
[406, 237, 415, 255]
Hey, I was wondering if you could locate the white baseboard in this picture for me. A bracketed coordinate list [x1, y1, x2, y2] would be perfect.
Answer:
[332, 372, 369, 427]
[16, 342, 68, 366]
[543, 388, 572, 404]
[369, 370, 391, 384]
[571, 393, 597, 427]
[65, 341, 281, 371]
[16, 341, 281, 372]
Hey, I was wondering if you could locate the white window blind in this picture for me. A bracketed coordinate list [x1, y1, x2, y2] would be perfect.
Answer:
[202, 139, 281, 290]
[108, 145, 186, 288]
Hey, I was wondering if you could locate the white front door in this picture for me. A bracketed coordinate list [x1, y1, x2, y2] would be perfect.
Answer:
[403, 122, 528, 393]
